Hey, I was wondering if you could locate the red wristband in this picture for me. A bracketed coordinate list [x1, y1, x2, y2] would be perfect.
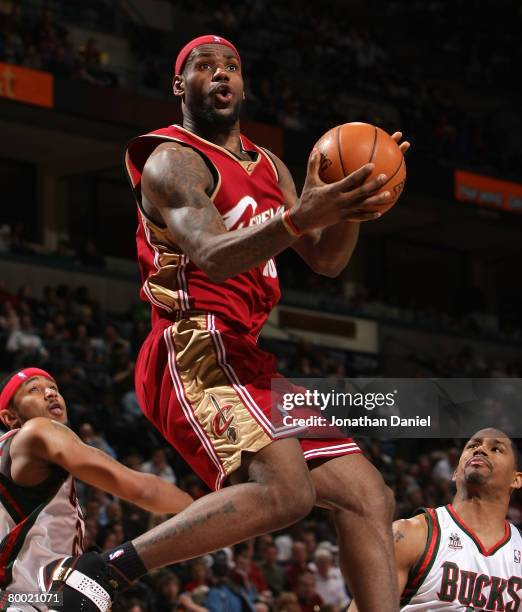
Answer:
[281, 209, 302, 237]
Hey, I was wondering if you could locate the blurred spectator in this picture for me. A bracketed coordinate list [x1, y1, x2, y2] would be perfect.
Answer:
[258, 542, 286, 595]
[310, 548, 349, 609]
[432, 447, 460, 483]
[121, 599, 146, 612]
[141, 448, 177, 484]
[285, 541, 308, 590]
[79, 422, 117, 458]
[182, 474, 209, 501]
[206, 557, 243, 612]
[294, 571, 323, 612]
[75, 239, 106, 268]
[230, 543, 263, 604]
[301, 528, 317, 562]
[154, 570, 182, 612]
[184, 557, 211, 593]
[273, 592, 301, 612]
[6, 313, 48, 367]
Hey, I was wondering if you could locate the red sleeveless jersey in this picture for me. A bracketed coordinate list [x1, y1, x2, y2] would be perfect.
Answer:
[125, 124, 284, 338]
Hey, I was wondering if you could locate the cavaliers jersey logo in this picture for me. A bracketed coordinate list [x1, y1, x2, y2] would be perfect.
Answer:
[209, 395, 238, 443]
[222, 196, 258, 230]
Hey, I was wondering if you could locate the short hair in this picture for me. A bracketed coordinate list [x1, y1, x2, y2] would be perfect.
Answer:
[314, 548, 332, 561]
[465, 429, 522, 471]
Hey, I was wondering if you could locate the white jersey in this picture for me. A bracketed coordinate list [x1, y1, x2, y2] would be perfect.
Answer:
[0, 429, 84, 611]
[401, 505, 522, 611]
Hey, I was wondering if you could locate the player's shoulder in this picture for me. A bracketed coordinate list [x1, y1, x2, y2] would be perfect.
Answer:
[9, 418, 55, 454]
[142, 141, 212, 189]
[14, 417, 73, 445]
[18, 417, 55, 437]
[394, 512, 430, 542]
[130, 125, 208, 173]
[393, 510, 433, 564]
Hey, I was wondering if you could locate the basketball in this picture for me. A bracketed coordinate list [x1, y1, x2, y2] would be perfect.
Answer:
[314, 122, 406, 214]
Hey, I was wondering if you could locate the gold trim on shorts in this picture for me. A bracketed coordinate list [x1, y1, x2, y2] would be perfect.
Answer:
[166, 314, 272, 478]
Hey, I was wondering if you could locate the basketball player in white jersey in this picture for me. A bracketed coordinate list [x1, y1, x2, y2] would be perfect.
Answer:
[349, 428, 522, 611]
[0, 368, 192, 611]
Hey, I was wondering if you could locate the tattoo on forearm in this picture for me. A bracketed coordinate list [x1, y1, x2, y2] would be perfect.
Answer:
[144, 501, 237, 547]
[393, 529, 405, 543]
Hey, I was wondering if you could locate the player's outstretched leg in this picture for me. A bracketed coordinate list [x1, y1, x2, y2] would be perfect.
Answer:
[40, 438, 316, 611]
[310, 453, 398, 612]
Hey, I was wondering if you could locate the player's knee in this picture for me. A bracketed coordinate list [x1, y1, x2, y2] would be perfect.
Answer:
[266, 479, 315, 525]
[362, 479, 395, 522]
[331, 472, 394, 521]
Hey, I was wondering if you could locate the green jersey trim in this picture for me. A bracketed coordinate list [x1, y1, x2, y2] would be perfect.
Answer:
[401, 508, 442, 607]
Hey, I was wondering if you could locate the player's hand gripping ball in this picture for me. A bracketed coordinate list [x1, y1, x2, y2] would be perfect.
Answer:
[315, 122, 408, 215]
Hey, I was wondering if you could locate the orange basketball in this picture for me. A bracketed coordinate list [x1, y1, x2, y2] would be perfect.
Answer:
[314, 122, 406, 214]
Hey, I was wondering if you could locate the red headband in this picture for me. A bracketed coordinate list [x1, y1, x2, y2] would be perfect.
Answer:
[0, 368, 54, 413]
[175, 34, 241, 75]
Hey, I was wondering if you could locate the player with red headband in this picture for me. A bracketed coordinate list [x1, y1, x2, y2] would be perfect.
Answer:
[41, 35, 410, 611]
[0, 368, 191, 611]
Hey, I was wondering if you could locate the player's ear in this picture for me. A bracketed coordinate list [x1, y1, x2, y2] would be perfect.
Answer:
[0, 408, 20, 430]
[451, 469, 457, 483]
[511, 471, 522, 491]
[173, 74, 184, 97]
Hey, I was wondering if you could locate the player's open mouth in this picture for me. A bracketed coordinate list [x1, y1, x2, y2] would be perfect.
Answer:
[49, 403, 63, 417]
[212, 85, 233, 106]
[467, 457, 491, 469]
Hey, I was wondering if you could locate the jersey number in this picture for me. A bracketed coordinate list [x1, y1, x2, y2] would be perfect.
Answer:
[263, 259, 277, 278]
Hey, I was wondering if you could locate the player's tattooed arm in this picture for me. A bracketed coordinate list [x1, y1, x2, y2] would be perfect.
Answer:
[11, 417, 192, 514]
[142, 143, 298, 283]
[393, 527, 405, 542]
[348, 515, 427, 611]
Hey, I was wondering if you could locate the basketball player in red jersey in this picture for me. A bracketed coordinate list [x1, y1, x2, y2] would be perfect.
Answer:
[42, 36, 410, 612]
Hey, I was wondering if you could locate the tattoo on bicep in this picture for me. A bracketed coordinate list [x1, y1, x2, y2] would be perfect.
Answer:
[393, 529, 405, 543]
[150, 149, 211, 205]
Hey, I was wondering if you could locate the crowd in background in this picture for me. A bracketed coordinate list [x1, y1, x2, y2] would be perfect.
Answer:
[2, 221, 522, 349]
[0, 2, 117, 85]
[0, 0, 519, 179]
[1, 277, 521, 610]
